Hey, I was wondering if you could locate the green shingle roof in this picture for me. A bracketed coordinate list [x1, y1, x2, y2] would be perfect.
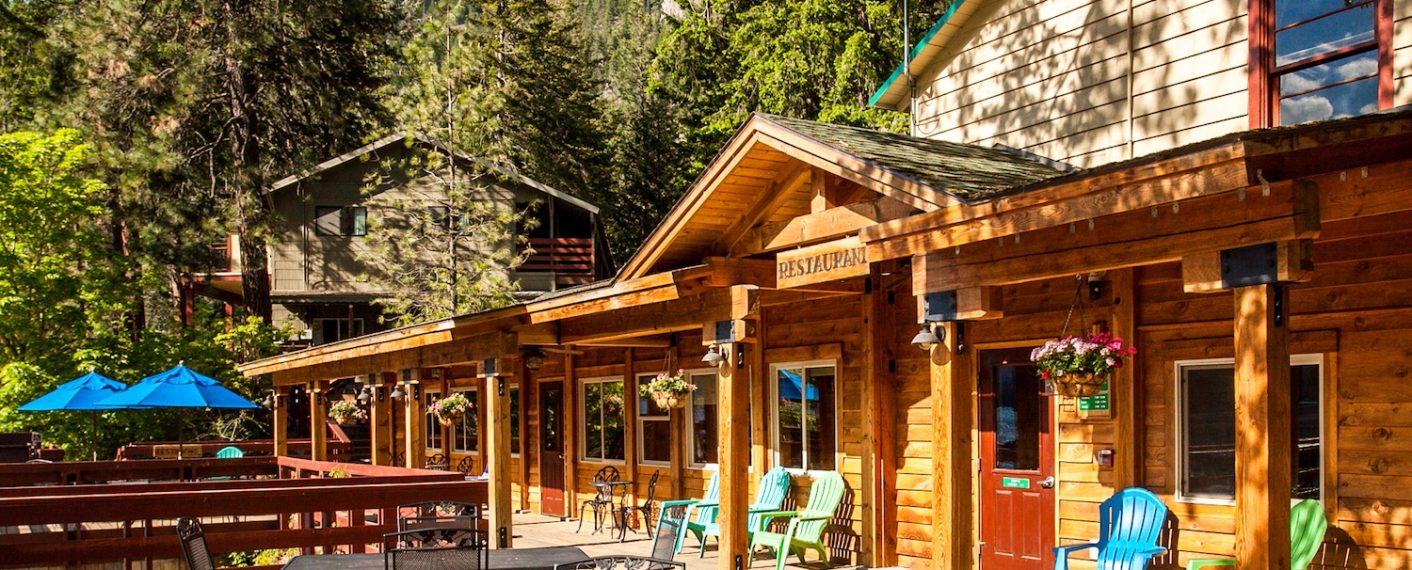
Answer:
[758, 114, 1063, 202]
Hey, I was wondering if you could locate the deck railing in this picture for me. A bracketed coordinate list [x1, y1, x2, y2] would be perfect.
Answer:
[520, 237, 595, 286]
[0, 456, 484, 568]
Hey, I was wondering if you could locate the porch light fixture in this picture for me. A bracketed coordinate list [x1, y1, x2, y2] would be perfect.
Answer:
[262, 391, 274, 408]
[391, 385, 405, 400]
[523, 349, 546, 371]
[910, 324, 942, 350]
[357, 387, 371, 403]
[702, 344, 723, 366]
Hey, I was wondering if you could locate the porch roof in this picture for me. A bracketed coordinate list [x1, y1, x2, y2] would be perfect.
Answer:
[238, 107, 1412, 381]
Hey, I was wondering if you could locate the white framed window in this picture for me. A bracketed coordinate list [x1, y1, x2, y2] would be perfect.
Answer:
[770, 361, 837, 472]
[452, 387, 478, 454]
[685, 369, 719, 468]
[510, 386, 521, 457]
[581, 377, 626, 463]
[636, 373, 671, 466]
[424, 390, 443, 452]
[1176, 354, 1324, 504]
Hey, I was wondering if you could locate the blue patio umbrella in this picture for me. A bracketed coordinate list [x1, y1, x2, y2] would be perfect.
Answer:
[18, 371, 129, 460]
[96, 363, 258, 459]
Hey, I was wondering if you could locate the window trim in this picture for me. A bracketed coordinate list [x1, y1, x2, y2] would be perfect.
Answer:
[579, 376, 627, 465]
[313, 205, 368, 237]
[314, 318, 364, 344]
[451, 386, 479, 455]
[1248, 0, 1394, 127]
[1173, 354, 1325, 505]
[682, 368, 720, 470]
[634, 372, 673, 468]
[768, 360, 839, 474]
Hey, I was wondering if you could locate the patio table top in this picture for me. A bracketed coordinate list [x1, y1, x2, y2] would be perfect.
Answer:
[281, 545, 590, 570]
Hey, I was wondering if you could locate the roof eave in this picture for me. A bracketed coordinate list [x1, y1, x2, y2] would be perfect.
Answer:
[869, 0, 973, 111]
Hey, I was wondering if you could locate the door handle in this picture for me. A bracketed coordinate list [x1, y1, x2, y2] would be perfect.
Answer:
[1039, 476, 1056, 488]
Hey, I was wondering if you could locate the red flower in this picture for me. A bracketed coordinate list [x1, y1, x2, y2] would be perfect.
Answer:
[1041, 370, 1051, 379]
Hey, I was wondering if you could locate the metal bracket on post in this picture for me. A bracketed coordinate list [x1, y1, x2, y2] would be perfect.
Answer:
[955, 321, 966, 353]
[498, 526, 507, 549]
[1273, 284, 1286, 327]
[921, 291, 958, 322]
[1220, 242, 1280, 288]
[497, 376, 506, 397]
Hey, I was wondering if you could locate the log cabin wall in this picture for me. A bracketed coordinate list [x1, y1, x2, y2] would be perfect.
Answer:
[1136, 210, 1412, 569]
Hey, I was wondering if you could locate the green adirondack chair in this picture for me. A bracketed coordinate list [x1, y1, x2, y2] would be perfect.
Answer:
[1185, 499, 1328, 570]
[749, 471, 846, 570]
[655, 471, 720, 555]
[690, 466, 792, 557]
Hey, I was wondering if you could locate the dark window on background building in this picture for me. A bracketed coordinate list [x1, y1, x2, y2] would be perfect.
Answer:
[314, 206, 367, 236]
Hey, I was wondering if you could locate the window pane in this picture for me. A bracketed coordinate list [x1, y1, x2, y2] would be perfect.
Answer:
[1293, 364, 1321, 500]
[1279, 55, 1379, 125]
[993, 364, 1042, 471]
[1277, 0, 1372, 28]
[641, 419, 672, 463]
[348, 207, 367, 236]
[638, 377, 669, 418]
[314, 207, 342, 236]
[777, 368, 805, 469]
[454, 391, 477, 453]
[543, 388, 561, 453]
[509, 388, 520, 455]
[1275, 3, 1374, 67]
[585, 383, 602, 459]
[692, 373, 719, 465]
[426, 393, 442, 450]
[805, 367, 836, 471]
[1183, 366, 1237, 498]
[602, 381, 625, 461]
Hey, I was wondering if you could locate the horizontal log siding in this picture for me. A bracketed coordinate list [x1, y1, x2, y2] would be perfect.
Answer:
[1136, 211, 1412, 568]
[912, 0, 1251, 168]
[1398, 0, 1412, 107]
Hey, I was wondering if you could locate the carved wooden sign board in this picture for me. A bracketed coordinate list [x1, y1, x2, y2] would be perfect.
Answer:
[775, 236, 869, 289]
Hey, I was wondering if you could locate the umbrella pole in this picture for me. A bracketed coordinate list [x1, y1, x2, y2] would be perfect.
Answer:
[91, 412, 98, 461]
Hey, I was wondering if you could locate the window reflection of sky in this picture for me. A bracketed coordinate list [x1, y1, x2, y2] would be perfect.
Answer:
[1275, 4, 1374, 67]
[1275, 0, 1369, 27]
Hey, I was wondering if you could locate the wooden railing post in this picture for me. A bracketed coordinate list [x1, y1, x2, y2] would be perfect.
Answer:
[273, 386, 289, 457]
[309, 381, 328, 462]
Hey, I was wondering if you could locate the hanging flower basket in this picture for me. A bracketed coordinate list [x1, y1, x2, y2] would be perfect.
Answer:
[639, 369, 693, 409]
[1031, 333, 1135, 398]
[328, 401, 366, 425]
[431, 392, 472, 426]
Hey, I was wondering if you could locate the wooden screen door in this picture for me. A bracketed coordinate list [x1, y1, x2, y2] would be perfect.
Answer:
[978, 348, 1056, 570]
[539, 381, 567, 517]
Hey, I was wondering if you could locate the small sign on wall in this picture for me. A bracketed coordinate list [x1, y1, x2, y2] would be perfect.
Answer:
[1077, 380, 1110, 416]
[1001, 477, 1031, 489]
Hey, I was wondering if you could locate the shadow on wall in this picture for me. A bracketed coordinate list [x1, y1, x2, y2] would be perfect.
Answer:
[825, 486, 859, 564]
[913, 0, 1225, 168]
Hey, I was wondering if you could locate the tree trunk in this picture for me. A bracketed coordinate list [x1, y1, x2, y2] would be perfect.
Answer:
[224, 0, 271, 322]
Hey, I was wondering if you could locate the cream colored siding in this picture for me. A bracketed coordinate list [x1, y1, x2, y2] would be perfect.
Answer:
[1398, 0, 1412, 107]
[913, 0, 1251, 168]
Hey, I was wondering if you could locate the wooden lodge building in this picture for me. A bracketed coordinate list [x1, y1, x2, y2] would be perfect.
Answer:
[238, 1, 1412, 567]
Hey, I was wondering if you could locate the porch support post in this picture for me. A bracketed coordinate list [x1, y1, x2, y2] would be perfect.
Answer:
[714, 285, 757, 570]
[272, 386, 289, 457]
[1234, 283, 1293, 570]
[485, 357, 515, 548]
[403, 369, 425, 469]
[930, 321, 974, 570]
[861, 268, 895, 566]
[369, 373, 392, 466]
[309, 381, 328, 462]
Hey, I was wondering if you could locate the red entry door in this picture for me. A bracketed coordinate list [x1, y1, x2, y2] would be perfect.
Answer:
[979, 348, 1056, 570]
[539, 381, 567, 517]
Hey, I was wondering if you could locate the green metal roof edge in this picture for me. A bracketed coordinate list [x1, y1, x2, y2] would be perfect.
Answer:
[868, 0, 967, 108]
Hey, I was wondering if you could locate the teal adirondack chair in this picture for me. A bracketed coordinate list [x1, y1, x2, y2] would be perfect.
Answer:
[749, 471, 847, 570]
[656, 471, 720, 555]
[215, 446, 244, 459]
[1185, 499, 1328, 570]
[1054, 487, 1168, 570]
[690, 466, 792, 557]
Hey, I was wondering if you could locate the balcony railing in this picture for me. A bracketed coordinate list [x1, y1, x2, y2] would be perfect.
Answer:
[0, 456, 484, 568]
[520, 237, 595, 287]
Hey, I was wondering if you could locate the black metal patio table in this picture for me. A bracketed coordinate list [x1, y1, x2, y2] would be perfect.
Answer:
[281, 546, 590, 570]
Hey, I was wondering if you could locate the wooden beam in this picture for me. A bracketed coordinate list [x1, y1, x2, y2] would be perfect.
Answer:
[714, 162, 814, 255]
[810, 167, 838, 213]
[368, 374, 393, 466]
[485, 358, 514, 548]
[309, 382, 328, 462]
[861, 265, 895, 566]
[914, 286, 1005, 321]
[1182, 239, 1314, 293]
[403, 370, 426, 469]
[915, 184, 1321, 291]
[269, 332, 519, 386]
[734, 196, 915, 256]
[1108, 269, 1139, 488]
[562, 350, 579, 512]
[1233, 284, 1293, 570]
[754, 130, 954, 211]
[577, 336, 674, 348]
[559, 290, 736, 346]
[931, 322, 973, 570]
[715, 341, 751, 570]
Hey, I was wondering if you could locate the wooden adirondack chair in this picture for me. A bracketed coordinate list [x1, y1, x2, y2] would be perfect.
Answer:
[656, 470, 720, 555]
[748, 471, 846, 570]
[691, 466, 792, 557]
[1053, 487, 1168, 570]
[1184, 499, 1328, 570]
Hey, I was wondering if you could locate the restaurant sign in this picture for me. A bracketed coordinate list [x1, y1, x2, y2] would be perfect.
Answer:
[776, 237, 869, 289]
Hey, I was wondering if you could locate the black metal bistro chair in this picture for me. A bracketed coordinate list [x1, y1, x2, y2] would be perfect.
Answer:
[383, 525, 485, 570]
[618, 471, 662, 542]
[176, 518, 215, 570]
[455, 456, 476, 476]
[577, 466, 622, 533]
[399, 501, 483, 520]
[556, 506, 687, 570]
[424, 453, 450, 470]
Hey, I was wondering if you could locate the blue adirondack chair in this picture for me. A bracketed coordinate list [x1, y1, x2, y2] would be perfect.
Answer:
[1054, 487, 1168, 570]
[690, 466, 792, 556]
[656, 471, 720, 555]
